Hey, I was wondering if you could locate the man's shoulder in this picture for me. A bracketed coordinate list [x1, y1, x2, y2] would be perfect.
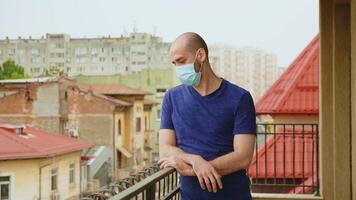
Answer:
[224, 79, 250, 97]
[166, 84, 186, 96]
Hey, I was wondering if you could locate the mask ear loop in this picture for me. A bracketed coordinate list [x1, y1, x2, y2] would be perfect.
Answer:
[198, 48, 204, 73]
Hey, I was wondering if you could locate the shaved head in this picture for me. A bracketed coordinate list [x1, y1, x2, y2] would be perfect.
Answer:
[170, 32, 209, 56]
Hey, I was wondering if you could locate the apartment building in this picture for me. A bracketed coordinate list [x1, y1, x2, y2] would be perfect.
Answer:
[0, 32, 171, 77]
[209, 44, 278, 101]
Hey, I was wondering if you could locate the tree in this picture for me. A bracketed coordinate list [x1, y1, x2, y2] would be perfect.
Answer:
[0, 59, 29, 80]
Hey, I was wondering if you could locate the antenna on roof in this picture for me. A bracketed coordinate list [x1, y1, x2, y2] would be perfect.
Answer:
[123, 25, 128, 36]
[133, 20, 138, 33]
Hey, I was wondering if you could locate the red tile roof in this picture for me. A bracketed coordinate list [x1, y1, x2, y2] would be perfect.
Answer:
[256, 35, 319, 114]
[71, 85, 132, 107]
[0, 121, 92, 160]
[78, 83, 150, 96]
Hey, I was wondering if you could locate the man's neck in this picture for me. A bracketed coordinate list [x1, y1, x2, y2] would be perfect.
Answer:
[193, 64, 222, 96]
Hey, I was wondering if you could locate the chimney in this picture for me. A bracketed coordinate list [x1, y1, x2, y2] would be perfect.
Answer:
[14, 127, 24, 135]
[0, 123, 26, 135]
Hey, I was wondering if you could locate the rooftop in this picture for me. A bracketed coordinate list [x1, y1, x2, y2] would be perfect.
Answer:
[256, 35, 319, 115]
[0, 77, 58, 84]
[0, 120, 92, 160]
[78, 83, 150, 96]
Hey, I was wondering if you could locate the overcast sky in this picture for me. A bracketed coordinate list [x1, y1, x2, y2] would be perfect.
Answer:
[0, 0, 319, 67]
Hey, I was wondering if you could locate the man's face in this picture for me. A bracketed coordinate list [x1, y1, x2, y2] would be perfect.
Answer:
[169, 45, 196, 68]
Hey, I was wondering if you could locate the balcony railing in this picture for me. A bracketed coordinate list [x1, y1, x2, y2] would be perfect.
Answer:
[82, 165, 179, 200]
[83, 122, 320, 200]
[248, 123, 319, 195]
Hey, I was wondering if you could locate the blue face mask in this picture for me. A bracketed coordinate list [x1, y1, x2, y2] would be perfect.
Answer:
[175, 52, 202, 86]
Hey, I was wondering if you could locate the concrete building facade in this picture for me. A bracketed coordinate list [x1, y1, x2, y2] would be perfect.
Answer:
[0, 32, 171, 77]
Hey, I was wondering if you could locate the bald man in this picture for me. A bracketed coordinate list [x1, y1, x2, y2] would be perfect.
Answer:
[158, 32, 256, 200]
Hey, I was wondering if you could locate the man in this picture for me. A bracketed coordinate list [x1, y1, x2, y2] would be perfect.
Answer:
[158, 32, 256, 200]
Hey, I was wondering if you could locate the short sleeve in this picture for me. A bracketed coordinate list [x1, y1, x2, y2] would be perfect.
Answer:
[233, 92, 256, 135]
[160, 90, 174, 130]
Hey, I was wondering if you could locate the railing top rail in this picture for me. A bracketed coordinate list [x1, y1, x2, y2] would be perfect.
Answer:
[108, 167, 175, 200]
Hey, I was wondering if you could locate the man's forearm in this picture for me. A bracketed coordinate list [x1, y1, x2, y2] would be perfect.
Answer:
[209, 151, 251, 176]
[159, 144, 198, 165]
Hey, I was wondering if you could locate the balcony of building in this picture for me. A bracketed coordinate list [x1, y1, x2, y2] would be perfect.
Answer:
[82, 122, 322, 200]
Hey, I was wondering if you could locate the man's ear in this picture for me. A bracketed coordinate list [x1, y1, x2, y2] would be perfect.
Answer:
[198, 48, 207, 64]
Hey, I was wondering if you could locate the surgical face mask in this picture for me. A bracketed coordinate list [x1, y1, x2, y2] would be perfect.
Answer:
[175, 51, 203, 86]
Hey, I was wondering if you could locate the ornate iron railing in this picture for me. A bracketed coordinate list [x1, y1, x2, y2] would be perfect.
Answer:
[82, 165, 179, 200]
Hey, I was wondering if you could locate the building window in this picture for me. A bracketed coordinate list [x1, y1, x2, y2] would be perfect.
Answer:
[75, 57, 86, 64]
[32, 67, 43, 73]
[91, 57, 98, 63]
[157, 109, 161, 120]
[91, 48, 99, 55]
[118, 119, 121, 135]
[50, 53, 64, 58]
[7, 49, 15, 56]
[63, 120, 69, 130]
[145, 116, 148, 131]
[156, 88, 167, 97]
[0, 176, 10, 200]
[31, 48, 40, 55]
[51, 169, 58, 191]
[55, 63, 64, 67]
[69, 163, 75, 184]
[112, 57, 119, 63]
[74, 47, 87, 55]
[50, 43, 64, 48]
[31, 57, 41, 64]
[112, 47, 121, 54]
[136, 117, 141, 132]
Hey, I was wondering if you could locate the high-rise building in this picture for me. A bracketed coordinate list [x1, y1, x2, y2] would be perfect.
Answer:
[0, 33, 171, 77]
[209, 44, 278, 101]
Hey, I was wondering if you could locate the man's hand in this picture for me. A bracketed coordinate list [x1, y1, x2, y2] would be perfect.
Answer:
[189, 155, 223, 193]
[158, 156, 195, 176]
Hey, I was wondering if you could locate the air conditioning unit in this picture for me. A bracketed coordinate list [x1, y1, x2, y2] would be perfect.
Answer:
[68, 128, 79, 137]
[50, 192, 60, 200]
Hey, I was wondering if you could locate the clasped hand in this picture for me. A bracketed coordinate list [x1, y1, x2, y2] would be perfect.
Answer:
[158, 155, 223, 193]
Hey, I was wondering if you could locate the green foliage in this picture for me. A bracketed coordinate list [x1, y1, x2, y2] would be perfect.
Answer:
[0, 59, 30, 80]
[43, 66, 64, 76]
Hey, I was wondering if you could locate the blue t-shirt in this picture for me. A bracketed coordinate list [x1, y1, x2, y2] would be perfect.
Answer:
[160, 79, 256, 200]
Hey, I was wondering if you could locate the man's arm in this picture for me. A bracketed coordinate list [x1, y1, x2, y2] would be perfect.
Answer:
[209, 134, 256, 176]
[159, 129, 196, 162]
[159, 128, 223, 192]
